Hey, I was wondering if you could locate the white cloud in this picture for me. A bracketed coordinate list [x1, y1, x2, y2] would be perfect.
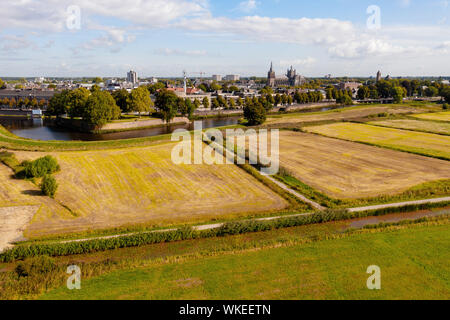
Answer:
[237, 0, 259, 13]
[76, 28, 135, 53]
[0, 35, 36, 52]
[177, 16, 355, 46]
[0, 0, 209, 31]
[279, 57, 316, 67]
[154, 48, 207, 56]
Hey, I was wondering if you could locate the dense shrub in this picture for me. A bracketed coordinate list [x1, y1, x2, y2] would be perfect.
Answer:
[15, 256, 57, 278]
[41, 174, 58, 198]
[443, 103, 449, 110]
[23, 155, 60, 178]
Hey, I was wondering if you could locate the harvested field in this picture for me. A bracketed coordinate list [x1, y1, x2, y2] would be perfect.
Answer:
[265, 105, 431, 127]
[367, 119, 450, 135]
[305, 123, 450, 160]
[0, 164, 73, 249]
[412, 111, 450, 122]
[17, 142, 288, 237]
[274, 131, 450, 199]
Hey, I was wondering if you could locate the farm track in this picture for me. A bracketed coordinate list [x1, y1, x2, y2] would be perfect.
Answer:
[33, 194, 450, 246]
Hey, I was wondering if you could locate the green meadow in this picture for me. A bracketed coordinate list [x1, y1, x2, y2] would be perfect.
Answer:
[40, 222, 450, 300]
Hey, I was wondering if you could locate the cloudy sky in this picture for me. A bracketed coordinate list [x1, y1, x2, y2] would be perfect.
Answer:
[0, 0, 449, 77]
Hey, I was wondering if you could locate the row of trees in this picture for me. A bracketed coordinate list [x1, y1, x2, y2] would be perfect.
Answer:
[47, 87, 121, 127]
[0, 97, 47, 108]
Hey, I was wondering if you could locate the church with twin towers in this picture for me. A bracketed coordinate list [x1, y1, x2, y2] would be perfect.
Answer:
[267, 62, 306, 87]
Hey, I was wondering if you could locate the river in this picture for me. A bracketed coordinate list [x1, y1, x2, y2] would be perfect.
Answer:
[0, 117, 241, 141]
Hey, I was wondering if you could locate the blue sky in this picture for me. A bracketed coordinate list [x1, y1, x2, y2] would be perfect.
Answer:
[0, 0, 449, 77]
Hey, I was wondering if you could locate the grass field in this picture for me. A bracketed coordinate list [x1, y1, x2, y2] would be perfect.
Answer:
[367, 119, 450, 135]
[305, 123, 450, 160]
[16, 142, 288, 237]
[39, 221, 450, 300]
[412, 111, 450, 122]
[264, 104, 435, 127]
[274, 131, 450, 199]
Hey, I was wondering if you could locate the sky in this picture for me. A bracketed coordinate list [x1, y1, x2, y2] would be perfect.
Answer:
[0, 0, 449, 78]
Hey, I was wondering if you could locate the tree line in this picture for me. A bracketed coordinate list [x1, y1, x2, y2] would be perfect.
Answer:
[0, 97, 47, 109]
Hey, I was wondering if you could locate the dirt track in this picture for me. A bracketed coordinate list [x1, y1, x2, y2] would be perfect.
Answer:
[0, 206, 39, 253]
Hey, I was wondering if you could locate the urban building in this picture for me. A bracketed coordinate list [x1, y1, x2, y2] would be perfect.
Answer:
[267, 62, 305, 87]
[127, 70, 138, 84]
[376, 71, 382, 82]
[224, 75, 240, 81]
[212, 75, 222, 81]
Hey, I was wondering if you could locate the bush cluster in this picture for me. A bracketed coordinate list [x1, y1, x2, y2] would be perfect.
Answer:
[22, 155, 60, 178]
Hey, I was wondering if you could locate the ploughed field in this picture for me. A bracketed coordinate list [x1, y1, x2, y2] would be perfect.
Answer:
[265, 105, 432, 126]
[412, 111, 450, 122]
[275, 131, 450, 199]
[367, 119, 450, 135]
[17, 142, 288, 237]
[305, 123, 450, 160]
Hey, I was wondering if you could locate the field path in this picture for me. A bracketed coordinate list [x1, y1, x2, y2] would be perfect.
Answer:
[43, 196, 450, 246]
[0, 206, 39, 253]
[348, 197, 450, 213]
[264, 175, 326, 211]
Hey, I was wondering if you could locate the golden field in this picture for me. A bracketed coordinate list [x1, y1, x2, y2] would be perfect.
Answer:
[412, 111, 450, 122]
[367, 119, 450, 135]
[265, 105, 432, 126]
[16, 142, 288, 237]
[275, 131, 450, 199]
[305, 123, 450, 160]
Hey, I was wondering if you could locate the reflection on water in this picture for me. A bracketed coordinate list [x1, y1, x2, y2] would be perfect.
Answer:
[0, 116, 241, 141]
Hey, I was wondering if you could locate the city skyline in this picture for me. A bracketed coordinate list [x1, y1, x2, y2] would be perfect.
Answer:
[0, 0, 449, 77]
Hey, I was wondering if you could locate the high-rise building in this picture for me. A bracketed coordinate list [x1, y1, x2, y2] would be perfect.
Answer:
[127, 70, 138, 84]
[212, 75, 222, 81]
[225, 75, 240, 81]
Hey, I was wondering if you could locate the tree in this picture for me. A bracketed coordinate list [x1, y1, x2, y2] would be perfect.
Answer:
[0, 78, 5, 89]
[112, 89, 130, 113]
[236, 97, 243, 108]
[229, 98, 236, 109]
[193, 98, 201, 109]
[128, 87, 154, 116]
[244, 102, 266, 126]
[67, 88, 90, 118]
[39, 99, 46, 108]
[274, 94, 282, 106]
[325, 87, 334, 100]
[31, 98, 38, 109]
[211, 98, 220, 109]
[424, 86, 439, 97]
[202, 97, 210, 109]
[391, 86, 405, 103]
[357, 86, 370, 100]
[83, 91, 121, 128]
[41, 175, 58, 198]
[155, 89, 178, 124]
[336, 93, 353, 106]
[93, 77, 103, 84]
[441, 87, 450, 103]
